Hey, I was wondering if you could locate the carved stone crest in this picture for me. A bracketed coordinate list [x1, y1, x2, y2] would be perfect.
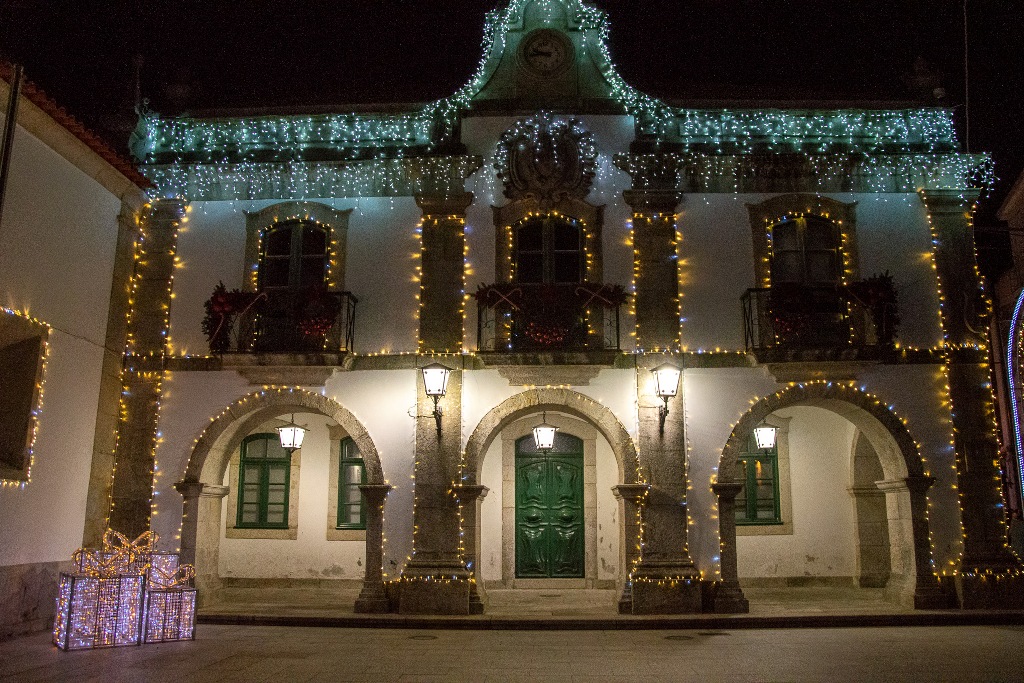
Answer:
[495, 112, 597, 205]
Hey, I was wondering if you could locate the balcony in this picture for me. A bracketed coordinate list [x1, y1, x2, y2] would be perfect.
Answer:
[741, 280, 897, 358]
[476, 282, 625, 353]
[204, 284, 357, 355]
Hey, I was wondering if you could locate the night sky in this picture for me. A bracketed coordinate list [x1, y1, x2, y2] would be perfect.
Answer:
[2, 0, 1021, 272]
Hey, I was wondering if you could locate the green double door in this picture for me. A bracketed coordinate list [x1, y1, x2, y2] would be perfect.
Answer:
[515, 434, 585, 578]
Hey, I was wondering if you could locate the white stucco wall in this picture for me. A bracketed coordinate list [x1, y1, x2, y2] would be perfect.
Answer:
[0, 124, 124, 567]
[736, 406, 858, 578]
[677, 193, 942, 353]
[169, 197, 421, 358]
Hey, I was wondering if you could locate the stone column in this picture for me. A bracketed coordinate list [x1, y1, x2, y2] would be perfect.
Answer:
[623, 190, 684, 351]
[712, 481, 749, 613]
[612, 483, 650, 614]
[629, 354, 701, 614]
[108, 198, 186, 539]
[173, 481, 205, 567]
[453, 484, 489, 615]
[354, 484, 392, 613]
[83, 199, 142, 548]
[920, 190, 1019, 577]
[399, 364, 471, 614]
[416, 193, 473, 354]
[903, 475, 948, 608]
[190, 484, 227, 606]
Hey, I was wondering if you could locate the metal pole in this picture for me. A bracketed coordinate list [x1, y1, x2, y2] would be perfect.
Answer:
[0, 64, 25, 235]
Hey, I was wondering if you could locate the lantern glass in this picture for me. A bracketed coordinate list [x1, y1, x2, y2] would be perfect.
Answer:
[421, 363, 451, 397]
[651, 363, 681, 398]
[277, 415, 306, 451]
[753, 425, 777, 450]
[533, 417, 558, 452]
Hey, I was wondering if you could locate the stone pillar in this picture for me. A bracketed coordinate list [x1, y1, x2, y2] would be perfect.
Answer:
[83, 199, 142, 548]
[191, 484, 227, 606]
[453, 484, 489, 614]
[416, 193, 473, 354]
[108, 198, 186, 539]
[173, 481, 205, 567]
[354, 484, 392, 613]
[623, 190, 683, 351]
[712, 481, 749, 613]
[920, 190, 1019, 576]
[612, 483, 650, 614]
[399, 364, 471, 614]
[903, 475, 948, 608]
[629, 354, 701, 614]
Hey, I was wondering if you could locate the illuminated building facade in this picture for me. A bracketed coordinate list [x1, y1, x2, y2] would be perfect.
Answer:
[1, 0, 1020, 631]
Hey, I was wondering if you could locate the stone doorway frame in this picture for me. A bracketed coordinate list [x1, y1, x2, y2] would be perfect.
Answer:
[462, 388, 641, 597]
[715, 382, 945, 610]
[174, 387, 390, 612]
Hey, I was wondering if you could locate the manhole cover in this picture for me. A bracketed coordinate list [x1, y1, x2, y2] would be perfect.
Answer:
[664, 635, 694, 641]
[697, 631, 729, 637]
[408, 635, 438, 640]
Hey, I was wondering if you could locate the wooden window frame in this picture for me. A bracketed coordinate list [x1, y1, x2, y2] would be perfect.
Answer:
[336, 437, 366, 530]
[235, 433, 292, 530]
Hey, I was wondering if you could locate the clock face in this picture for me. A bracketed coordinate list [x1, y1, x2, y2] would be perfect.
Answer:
[520, 29, 574, 77]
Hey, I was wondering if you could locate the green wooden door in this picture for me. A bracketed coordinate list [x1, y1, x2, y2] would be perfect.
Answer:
[515, 434, 584, 578]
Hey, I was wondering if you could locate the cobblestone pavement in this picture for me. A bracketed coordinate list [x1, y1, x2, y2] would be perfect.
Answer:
[3, 624, 1023, 682]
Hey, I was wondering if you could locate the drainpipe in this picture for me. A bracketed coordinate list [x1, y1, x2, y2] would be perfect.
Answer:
[0, 64, 24, 237]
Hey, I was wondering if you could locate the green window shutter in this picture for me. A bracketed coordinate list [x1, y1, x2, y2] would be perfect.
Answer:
[337, 437, 366, 529]
[735, 432, 782, 526]
[236, 433, 291, 529]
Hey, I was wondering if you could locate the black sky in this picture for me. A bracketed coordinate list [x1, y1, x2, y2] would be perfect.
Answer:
[1, 1, 1021, 271]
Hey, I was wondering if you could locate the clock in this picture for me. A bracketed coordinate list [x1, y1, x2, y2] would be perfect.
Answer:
[519, 29, 574, 78]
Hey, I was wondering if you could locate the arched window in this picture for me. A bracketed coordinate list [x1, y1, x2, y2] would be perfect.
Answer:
[259, 220, 329, 292]
[236, 433, 292, 529]
[770, 215, 841, 286]
[513, 215, 583, 285]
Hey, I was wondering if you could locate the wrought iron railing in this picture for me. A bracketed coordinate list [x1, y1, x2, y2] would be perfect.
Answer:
[742, 284, 897, 352]
[476, 282, 624, 352]
[204, 286, 357, 354]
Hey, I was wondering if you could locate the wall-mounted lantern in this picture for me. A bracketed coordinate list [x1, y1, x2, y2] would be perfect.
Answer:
[651, 362, 681, 435]
[421, 362, 452, 437]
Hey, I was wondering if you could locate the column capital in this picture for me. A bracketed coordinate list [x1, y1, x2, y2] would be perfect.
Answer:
[452, 484, 489, 504]
[903, 475, 937, 494]
[612, 483, 651, 503]
[918, 188, 981, 215]
[712, 480, 744, 499]
[146, 196, 189, 219]
[614, 153, 685, 193]
[415, 192, 474, 217]
[622, 189, 683, 215]
[173, 480, 205, 500]
[358, 483, 393, 505]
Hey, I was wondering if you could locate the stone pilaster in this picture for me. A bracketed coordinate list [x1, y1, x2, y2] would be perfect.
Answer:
[711, 481, 749, 613]
[83, 199, 142, 547]
[354, 484, 392, 613]
[623, 190, 683, 351]
[107, 198, 186, 540]
[399, 364, 471, 614]
[903, 476, 949, 608]
[612, 483, 650, 614]
[452, 484, 489, 615]
[415, 193, 473, 354]
[629, 354, 701, 614]
[920, 190, 1020, 577]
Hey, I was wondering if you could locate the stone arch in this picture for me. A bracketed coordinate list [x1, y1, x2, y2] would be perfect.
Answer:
[183, 386, 382, 487]
[175, 386, 391, 613]
[713, 381, 943, 609]
[463, 387, 640, 484]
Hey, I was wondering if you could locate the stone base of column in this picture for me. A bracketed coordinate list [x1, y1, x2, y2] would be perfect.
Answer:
[912, 584, 952, 610]
[629, 563, 703, 614]
[713, 580, 749, 614]
[468, 579, 485, 615]
[941, 572, 1024, 609]
[617, 581, 633, 614]
[398, 560, 473, 615]
[354, 584, 390, 613]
